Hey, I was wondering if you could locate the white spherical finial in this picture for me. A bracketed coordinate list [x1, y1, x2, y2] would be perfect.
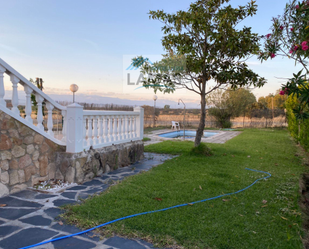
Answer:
[153, 95, 158, 101]
[70, 84, 79, 93]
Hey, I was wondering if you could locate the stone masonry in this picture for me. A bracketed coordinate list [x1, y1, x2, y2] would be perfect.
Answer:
[0, 111, 144, 197]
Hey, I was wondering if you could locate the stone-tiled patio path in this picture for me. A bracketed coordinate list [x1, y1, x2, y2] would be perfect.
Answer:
[0, 153, 175, 249]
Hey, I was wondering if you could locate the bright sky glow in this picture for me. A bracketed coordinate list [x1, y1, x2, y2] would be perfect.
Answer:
[0, 0, 302, 108]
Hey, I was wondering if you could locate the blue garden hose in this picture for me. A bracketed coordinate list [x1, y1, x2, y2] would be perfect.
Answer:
[20, 168, 271, 249]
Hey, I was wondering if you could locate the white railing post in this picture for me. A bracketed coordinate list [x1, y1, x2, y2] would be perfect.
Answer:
[35, 94, 44, 130]
[87, 116, 93, 146]
[10, 75, 20, 115]
[46, 102, 54, 137]
[24, 86, 33, 124]
[134, 106, 144, 140]
[0, 65, 6, 106]
[66, 103, 83, 153]
[93, 116, 99, 145]
[61, 109, 67, 142]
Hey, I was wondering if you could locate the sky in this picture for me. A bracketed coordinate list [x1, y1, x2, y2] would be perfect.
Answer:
[0, 0, 303, 108]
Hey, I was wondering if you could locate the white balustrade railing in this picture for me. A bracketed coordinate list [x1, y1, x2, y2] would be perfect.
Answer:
[65, 106, 144, 153]
[0, 58, 144, 153]
[0, 58, 67, 146]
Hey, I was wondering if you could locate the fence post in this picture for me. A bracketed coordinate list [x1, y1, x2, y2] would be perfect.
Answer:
[66, 103, 84, 153]
[134, 106, 144, 140]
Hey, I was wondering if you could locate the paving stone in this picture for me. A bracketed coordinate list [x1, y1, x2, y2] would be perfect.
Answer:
[35, 194, 57, 199]
[44, 208, 65, 219]
[11, 189, 37, 199]
[84, 188, 102, 194]
[82, 179, 103, 186]
[77, 193, 90, 200]
[51, 223, 83, 234]
[0, 196, 43, 208]
[67, 185, 87, 191]
[100, 175, 110, 180]
[0, 227, 58, 249]
[61, 192, 77, 199]
[103, 236, 149, 249]
[121, 173, 135, 177]
[51, 234, 96, 249]
[81, 231, 101, 242]
[20, 215, 52, 226]
[0, 225, 20, 238]
[0, 208, 37, 220]
[50, 224, 100, 242]
[53, 199, 76, 207]
[138, 239, 161, 249]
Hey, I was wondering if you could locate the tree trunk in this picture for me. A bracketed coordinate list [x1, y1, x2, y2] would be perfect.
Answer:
[195, 91, 206, 147]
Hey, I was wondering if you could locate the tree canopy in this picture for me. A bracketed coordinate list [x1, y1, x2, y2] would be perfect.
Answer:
[134, 0, 266, 146]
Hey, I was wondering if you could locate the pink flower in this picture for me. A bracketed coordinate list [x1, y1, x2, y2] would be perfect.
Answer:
[279, 90, 285, 95]
[266, 33, 271, 39]
[289, 49, 293, 53]
[291, 27, 294, 32]
[302, 45, 309, 50]
[302, 41, 308, 46]
[296, 5, 300, 9]
[270, 53, 276, 58]
[280, 26, 284, 30]
[294, 45, 299, 51]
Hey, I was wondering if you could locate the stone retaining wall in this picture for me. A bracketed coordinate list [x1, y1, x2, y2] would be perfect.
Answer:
[54, 141, 144, 184]
[0, 111, 144, 197]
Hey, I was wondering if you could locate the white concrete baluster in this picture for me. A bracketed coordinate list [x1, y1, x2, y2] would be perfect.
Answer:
[122, 116, 125, 140]
[10, 75, 20, 115]
[24, 86, 33, 124]
[109, 116, 113, 142]
[46, 102, 54, 137]
[133, 116, 137, 138]
[93, 116, 99, 145]
[87, 116, 93, 146]
[61, 110, 67, 142]
[129, 116, 133, 139]
[0, 65, 6, 106]
[124, 116, 128, 139]
[117, 116, 122, 141]
[35, 94, 44, 130]
[98, 116, 103, 144]
[126, 116, 130, 139]
[83, 116, 87, 147]
[113, 116, 117, 142]
[104, 117, 108, 143]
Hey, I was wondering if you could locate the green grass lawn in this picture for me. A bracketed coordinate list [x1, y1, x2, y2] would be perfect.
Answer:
[63, 129, 306, 249]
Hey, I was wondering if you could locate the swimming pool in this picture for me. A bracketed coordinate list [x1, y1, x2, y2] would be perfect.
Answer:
[158, 130, 218, 138]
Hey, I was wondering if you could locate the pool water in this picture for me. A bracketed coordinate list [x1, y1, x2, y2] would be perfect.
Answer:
[158, 130, 218, 138]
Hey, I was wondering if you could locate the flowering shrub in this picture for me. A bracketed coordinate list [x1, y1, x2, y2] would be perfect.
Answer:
[259, 0, 309, 147]
[259, 0, 309, 67]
